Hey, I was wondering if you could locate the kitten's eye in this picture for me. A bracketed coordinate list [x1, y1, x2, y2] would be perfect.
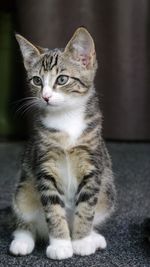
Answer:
[32, 76, 42, 86]
[56, 75, 69, 85]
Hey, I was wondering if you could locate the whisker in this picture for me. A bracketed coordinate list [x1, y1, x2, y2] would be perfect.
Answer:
[11, 97, 40, 106]
[15, 102, 34, 114]
[14, 99, 41, 118]
[20, 103, 39, 117]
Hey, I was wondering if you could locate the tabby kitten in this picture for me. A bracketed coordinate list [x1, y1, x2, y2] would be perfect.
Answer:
[9, 28, 116, 260]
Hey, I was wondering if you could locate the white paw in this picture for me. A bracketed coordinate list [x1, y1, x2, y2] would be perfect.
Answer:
[91, 231, 107, 249]
[46, 239, 73, 260]
[72, 231, 107, 256]
[9, 230, 35, 256]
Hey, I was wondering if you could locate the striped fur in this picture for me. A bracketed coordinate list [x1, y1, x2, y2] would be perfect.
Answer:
[9, 28, 116, 259]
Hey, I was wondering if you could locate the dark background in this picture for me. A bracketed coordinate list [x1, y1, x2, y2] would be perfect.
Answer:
[0, 0, 150, 140]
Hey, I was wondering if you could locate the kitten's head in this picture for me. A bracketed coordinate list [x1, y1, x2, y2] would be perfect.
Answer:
[16, 27, 97, 112]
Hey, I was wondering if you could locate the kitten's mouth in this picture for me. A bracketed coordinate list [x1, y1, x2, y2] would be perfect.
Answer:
[41, 98, 64, 108]
[47, 102, 57, 106]
[45, 101, 60, 108]
[42, 99, 57, 107]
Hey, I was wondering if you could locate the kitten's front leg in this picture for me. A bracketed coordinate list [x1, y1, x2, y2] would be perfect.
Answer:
[37, 170, 73, 260]
[72, 171, 106, 256]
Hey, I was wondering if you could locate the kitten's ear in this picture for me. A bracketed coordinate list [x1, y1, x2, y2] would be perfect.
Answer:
[15, 34, 41, 70]
[64, 27, 96, 69]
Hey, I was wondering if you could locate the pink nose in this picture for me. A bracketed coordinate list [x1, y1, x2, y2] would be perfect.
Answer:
[42, 96, 49, 103]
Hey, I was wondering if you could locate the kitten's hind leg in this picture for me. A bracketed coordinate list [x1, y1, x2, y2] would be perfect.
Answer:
[92, 172, 116, 251]
[9, 180, 43, 256]
[9, 229, 35, 256]
[93, 172, 116, 228]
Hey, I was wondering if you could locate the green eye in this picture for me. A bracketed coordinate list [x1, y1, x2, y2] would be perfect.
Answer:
[32, 76, 42, 86]
[56, 75, 69, 85]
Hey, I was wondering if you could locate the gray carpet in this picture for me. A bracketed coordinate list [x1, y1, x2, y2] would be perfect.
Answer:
[0, 142, 150, 267]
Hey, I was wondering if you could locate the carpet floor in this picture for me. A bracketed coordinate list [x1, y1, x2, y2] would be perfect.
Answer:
[0, 142, 150, 267]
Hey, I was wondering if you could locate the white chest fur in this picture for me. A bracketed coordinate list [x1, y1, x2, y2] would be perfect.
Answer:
[42, 107, 86, 143]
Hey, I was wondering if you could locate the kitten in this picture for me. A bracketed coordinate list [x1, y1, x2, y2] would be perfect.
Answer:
[9, 28, 116, 260]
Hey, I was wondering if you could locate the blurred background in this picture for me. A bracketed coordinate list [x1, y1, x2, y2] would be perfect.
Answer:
[0, 0, 150, 141]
